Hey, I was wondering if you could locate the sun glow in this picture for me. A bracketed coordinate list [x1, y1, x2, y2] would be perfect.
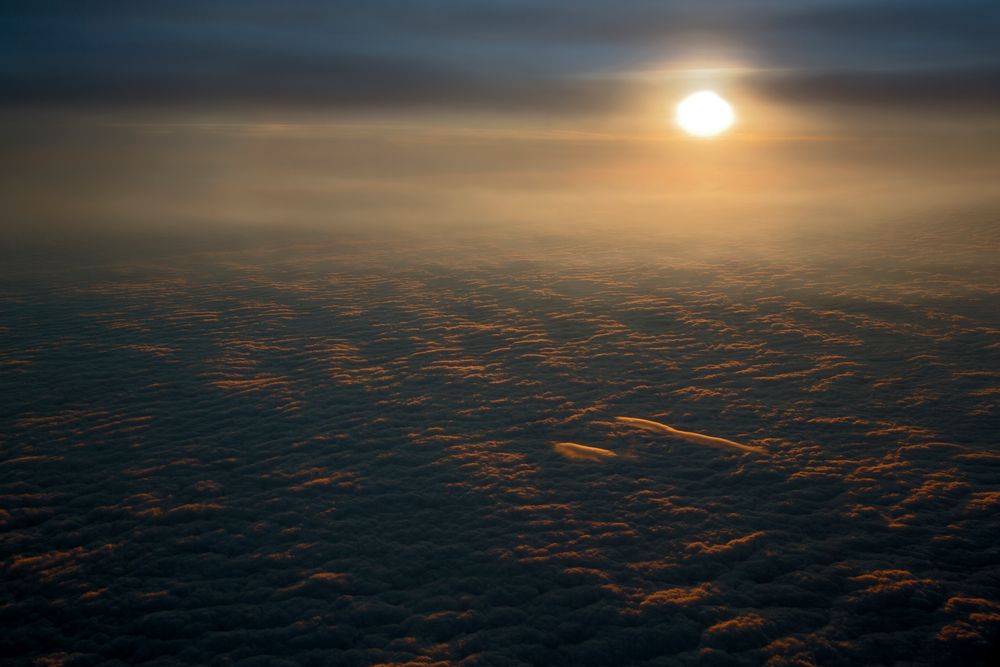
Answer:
[676, 91, 735, 137]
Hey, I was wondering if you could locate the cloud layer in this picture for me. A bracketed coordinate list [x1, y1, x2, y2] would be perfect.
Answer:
[2, 221, 999, 665]
[3, 1, 1000, 114]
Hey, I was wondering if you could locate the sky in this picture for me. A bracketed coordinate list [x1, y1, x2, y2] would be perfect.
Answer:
[3, 4, 1000, 666]
[3, 0, 1000, 248]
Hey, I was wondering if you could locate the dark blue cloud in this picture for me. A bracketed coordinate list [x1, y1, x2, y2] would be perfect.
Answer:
[3, 0, 1000, 111]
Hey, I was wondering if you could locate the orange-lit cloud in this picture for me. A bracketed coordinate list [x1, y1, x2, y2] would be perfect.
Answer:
[615, 416, 767, 454]
[551, 441, 618, 462]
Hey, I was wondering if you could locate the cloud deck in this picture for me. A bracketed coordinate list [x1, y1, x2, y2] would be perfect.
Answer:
[2, 225, 999, 666]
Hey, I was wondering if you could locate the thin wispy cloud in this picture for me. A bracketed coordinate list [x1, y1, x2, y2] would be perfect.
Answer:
[615, 417, 769, 455]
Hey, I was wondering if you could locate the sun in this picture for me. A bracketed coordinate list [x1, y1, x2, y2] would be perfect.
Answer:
[676, 91, 735, 137]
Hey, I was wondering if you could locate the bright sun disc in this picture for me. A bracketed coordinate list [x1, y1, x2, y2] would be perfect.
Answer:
[676, 91, 735, 137]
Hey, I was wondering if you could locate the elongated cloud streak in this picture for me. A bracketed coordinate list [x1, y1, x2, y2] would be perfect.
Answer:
[615, 417, 768, 455]
[552, 441, 617, 462]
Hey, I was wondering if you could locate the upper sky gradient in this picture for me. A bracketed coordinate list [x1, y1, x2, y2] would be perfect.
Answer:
[4, 1, 1000, 113]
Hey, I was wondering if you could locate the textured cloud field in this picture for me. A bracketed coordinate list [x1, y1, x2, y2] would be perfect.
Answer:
[2, 220, 999, 666]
